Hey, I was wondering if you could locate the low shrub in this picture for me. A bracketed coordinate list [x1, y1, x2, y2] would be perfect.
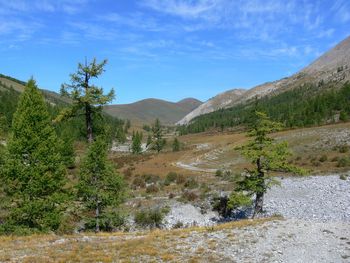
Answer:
[337, 157, 350, 167]
[319, 155, 328, 162]
[184, 177, 198, 189]
[215, 170, 223, 177]
[176, 174, 186, 184]
[134, 208, 165, 228]
[132, 177, 146, 188]
[182, 190, 198, 202]
[146, 184, 159, 193]
[164, 172, 178, 186]
[338, 145, 349, 153]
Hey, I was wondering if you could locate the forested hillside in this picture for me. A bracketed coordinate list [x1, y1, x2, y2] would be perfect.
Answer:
[178, 82, 350, 134]
[0, 78, 124, 141]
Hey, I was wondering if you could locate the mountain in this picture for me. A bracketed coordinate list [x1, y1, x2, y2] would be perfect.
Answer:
[104, 98, 202, 125]
[0, 74, 70, 105]
[177, 89, 246, 125]
[178, 36, 350, 125]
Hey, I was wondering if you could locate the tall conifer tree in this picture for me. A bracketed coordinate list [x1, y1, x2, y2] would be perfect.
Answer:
[1, 79, 66, 233]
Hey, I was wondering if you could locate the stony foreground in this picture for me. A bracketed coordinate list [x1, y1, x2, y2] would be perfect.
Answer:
[0, 218, 349, 262]
[1, 175, 349, 262]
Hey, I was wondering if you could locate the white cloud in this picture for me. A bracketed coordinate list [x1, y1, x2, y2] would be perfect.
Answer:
[141, 0, 218, 19]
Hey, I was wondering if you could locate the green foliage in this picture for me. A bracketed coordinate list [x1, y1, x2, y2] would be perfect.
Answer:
[134, 208, 165, 229]
[164, 172, 178, 186]
[179, 82, 350, 134]
[337, 157, 350, 167]
[142, 124, 151, 132]
[131, 131, 143, 154]
[146, 134, 152, 148]
[77, 137, 126, 232]
[229, 112, 305, 217]
[115, 127, 127, 143]
[184, 177, 199, 189]
[151, 118, 166, 153]
[0, 79, 67, 233]
[172, 137, 180, 152]
[59, 58, 115, 142]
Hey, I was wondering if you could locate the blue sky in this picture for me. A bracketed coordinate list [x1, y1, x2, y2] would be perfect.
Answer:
[0, 0, 349, 104]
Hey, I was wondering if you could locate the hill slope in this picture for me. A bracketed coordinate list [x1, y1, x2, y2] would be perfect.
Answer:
[0, 74, 70, 105]
[177, 89, 246, 125]
[179, 35, 350, 125]
[104, 98, 202, 125]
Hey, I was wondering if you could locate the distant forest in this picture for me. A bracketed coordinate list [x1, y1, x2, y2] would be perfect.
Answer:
[0, 79, 124, 141]
[178, 82, 350, 134]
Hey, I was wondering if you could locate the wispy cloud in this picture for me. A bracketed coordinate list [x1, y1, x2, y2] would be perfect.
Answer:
[141, 0, 218, 19]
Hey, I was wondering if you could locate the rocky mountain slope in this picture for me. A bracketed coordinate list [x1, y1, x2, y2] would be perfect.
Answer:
[178, 36, 350, 125]
[104, 98, 202, 125]
[177, 89, 246, 125]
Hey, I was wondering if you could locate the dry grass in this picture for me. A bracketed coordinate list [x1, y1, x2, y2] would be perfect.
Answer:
[0, 217, 279, 262]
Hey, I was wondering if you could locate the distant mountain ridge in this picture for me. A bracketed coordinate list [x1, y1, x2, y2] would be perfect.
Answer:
[0, 74, 202, 125]
[104, 98, 202, 125]
[178, 35, 350, 125]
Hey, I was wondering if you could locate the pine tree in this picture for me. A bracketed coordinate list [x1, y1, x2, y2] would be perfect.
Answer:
[131, 131, 143, 154]
[146, 134, 152, 148]
[152, 119, 166, 153]
[172, 137, 180, 152]
[77, 137, 125, 232]
[59, 58, 115, 143]
[229, 112, 304, 218]
[1, 79, 67, 233]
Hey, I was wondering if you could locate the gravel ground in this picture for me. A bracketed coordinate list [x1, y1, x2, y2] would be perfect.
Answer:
[165, 174, 350, 228]
[178, 219, 350, 263]
[264, 174, 350, 222]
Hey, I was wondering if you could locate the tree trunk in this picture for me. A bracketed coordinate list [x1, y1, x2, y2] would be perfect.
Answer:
[252, 191, 264, 218]
[86, 104, 93, 143]
[253, 157, 265, 218]
[95, 198, 100, 233]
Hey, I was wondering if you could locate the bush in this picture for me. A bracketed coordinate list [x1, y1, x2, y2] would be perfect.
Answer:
[172, 221, 183, 229]
[146, 184, 159, 193]
[176, 174, 186, 184]
[337, 157, 350, 167]
[143, 174, 160, 184]
[215, 170, 223, 177]
[338, 145, 349, 153]
[134, 208, 165, 228]
[319, 155, 328, 162]
[331, 156, 340, 162]
[184, 177, 198, 189]
[182, 190, 198, 202]
[132, 177, 146, 188]
[164, 172, 178, 186]
[340, 174, 348, 180]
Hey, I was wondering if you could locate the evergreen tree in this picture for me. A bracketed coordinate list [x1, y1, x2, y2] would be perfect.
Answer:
[115, 127, 126, 144]
[172, 137, 180, 152]
[59, 58, 115, 143]
[151, 119, 166, 153]
[77, 137, 125, 232]
[1, 79, 67, 233]
[146, 134, 152, 148]
[131, 131, 143, 154]
[229, 112, 304, 218]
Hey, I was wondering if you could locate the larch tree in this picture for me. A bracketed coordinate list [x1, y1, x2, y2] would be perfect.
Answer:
[59, 58, 115, 143]
[77, 137, 125, 232]
[172, 137, 180, 152]
[151, 118, 166, 153]
[131, 131, 143, 154]
[229, 112, 304, 218]
[1, 79, 67, 233]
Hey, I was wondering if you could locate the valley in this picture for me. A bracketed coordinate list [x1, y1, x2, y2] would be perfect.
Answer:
[0, 8, 350, 261]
